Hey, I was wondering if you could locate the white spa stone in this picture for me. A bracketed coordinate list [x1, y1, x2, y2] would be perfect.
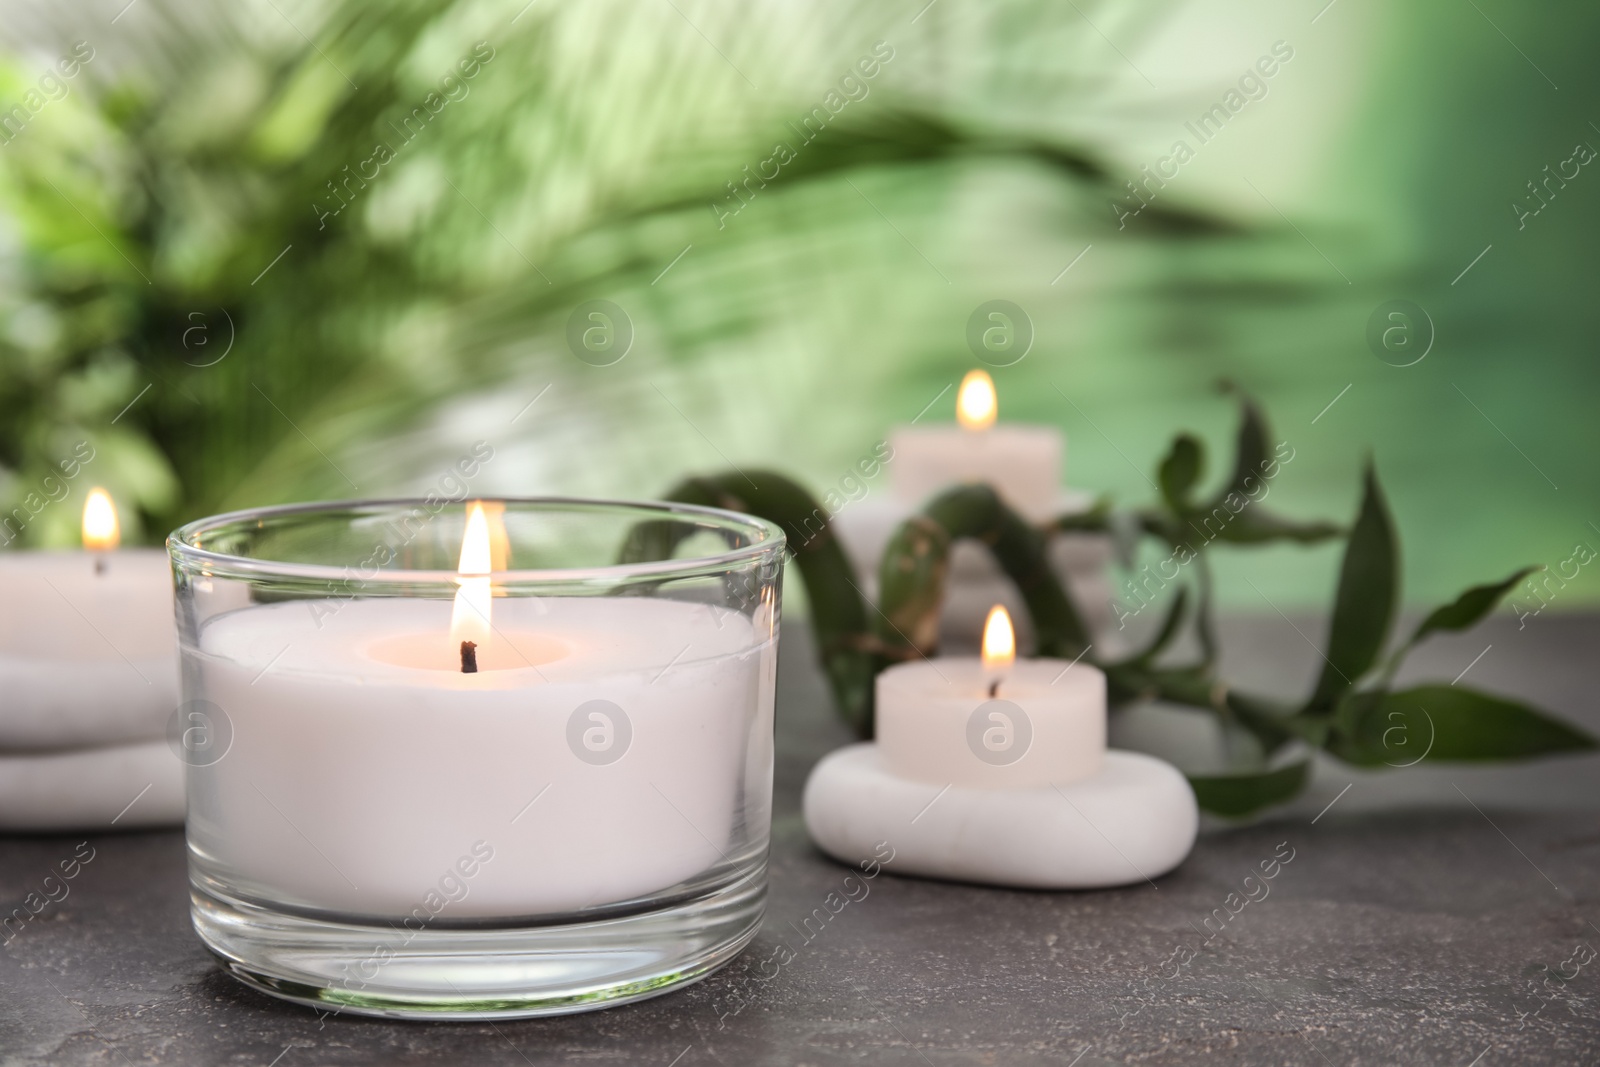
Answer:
[0, 741, 185, 831]
[803, 743, 1198, 889]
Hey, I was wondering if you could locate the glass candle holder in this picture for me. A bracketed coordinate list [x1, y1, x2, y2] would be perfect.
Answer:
[167, 498, 784, 1019]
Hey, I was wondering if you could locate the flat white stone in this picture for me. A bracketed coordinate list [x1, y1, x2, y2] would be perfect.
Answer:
[803, 743, 1197, 889]
[0, 741, 184, 831]
[0, 658, 179, 750]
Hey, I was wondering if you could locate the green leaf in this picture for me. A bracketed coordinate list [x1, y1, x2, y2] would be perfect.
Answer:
[1187, 760, 1311, 817]
[1185, 387, 1339, 546]
[1157, 434, 1203, 511]
[1325, 689, 1396, 767]
[1332, 685, 1595, 764]
[1217, 385, 1270, 503]
[1205, 507, 1342, 545]
[1306, 463, 1397, 712]
[1409, 567, 1538, 646]
[1048, 495, 1113, 534]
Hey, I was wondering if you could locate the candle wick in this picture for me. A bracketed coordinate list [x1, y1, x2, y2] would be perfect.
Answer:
[460, 640, 479, 674]
[94, 555, 107, 576]
[988, 679, 1000, 698]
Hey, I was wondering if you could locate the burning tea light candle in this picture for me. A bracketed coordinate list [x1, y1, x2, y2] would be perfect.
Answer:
[188, 503, 770, 916]
[889, 369, 1063, 521]
[0, 489, 180, 753]
[804, 605, 1197, 889]
[876, 605, 1104, 788]
[0, 488, 184, 830]
[173, 497, 783, 1017]
[830, 370, 1115, 648]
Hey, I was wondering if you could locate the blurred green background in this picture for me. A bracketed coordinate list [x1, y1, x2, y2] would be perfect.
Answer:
[0, 0, 1594, 611]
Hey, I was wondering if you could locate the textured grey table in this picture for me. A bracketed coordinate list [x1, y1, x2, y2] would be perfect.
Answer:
[2, 613, 1598, 1066]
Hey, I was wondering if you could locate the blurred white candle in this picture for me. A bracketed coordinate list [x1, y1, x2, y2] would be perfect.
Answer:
[889, 370, 1063, 521]
[0, 489, 179, 751]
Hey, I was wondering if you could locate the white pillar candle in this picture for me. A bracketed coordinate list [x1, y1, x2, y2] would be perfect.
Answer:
[889, 370, 1064, 521]
[833, 369, 1111, 650]
[188, 593, 775, 919]
[874, 605, 1104, 788]
[0, 489, 179, 753]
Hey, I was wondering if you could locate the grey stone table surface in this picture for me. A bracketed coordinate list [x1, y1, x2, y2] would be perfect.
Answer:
[2, 612, 1598, 1066]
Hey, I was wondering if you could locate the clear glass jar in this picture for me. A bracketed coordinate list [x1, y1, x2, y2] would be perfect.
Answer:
[167, 498, 784, 1019]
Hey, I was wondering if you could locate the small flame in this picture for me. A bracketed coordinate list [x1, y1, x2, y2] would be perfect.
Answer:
[449, 502, 492, 655]
[981, 604, 1015, 671]
[82, 488, 120, 551]
[957, 369, 997, 431]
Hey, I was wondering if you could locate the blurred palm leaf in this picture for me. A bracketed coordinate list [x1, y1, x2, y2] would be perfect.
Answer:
[0, 0, 1258, 543]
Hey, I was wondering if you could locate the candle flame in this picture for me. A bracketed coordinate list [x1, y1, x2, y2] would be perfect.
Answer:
[450, 501, 492, 654]
[957, 369, 997, 431]
[82, 488, 120, 551]
[981, 604, 1015, 671]
[481, 500, 511, 572]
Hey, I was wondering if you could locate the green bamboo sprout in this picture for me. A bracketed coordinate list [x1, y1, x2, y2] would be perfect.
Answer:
[654, 474, 879, 737]
[876, 486, 1093, 661]
[662, 389, 1596, 816]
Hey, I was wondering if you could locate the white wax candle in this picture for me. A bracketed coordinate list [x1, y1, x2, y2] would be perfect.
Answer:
[887, 371, 1064, 520]
[888, 426, 1063, 520]
[187, 595, 776, 919]
[874, 657, 1104, 788]
[0, 549, 179, 749]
